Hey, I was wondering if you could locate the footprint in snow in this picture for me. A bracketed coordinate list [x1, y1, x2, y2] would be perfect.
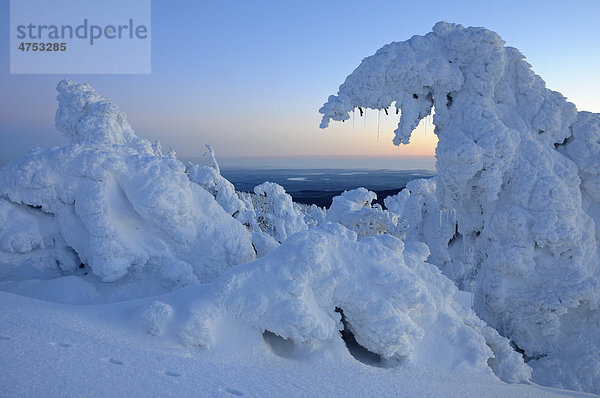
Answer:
[0, 336, 10, 341]
[109, 358, 124, 365]
[224, 388, 244, 396]
[164, 371, 181, 377]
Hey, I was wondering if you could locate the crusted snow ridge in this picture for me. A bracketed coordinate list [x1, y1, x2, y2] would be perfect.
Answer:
[321, 22, 600, 393]
[0, 80, 255, 283]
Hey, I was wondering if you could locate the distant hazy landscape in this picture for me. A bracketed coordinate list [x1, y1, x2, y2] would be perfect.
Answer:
[177, 156, 436, 207]
[220, 168, 435, 207]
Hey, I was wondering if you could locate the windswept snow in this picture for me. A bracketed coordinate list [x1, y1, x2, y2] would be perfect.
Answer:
[321, 21, 600, 394]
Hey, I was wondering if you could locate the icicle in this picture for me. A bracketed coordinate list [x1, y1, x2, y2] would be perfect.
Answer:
[439, 207, 452, 231]
[429, 114, 433, 133]
[364, 108, 367, 128]
[377, 110, 381, 147]
[352, 109, 355, 128]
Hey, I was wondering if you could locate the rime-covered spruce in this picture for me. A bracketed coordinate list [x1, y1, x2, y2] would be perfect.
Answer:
[321, 21, 600, 394]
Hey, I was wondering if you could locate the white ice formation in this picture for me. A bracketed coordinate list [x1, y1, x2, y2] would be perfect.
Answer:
[0, 80, 255, 283]
[179, 223, 531, 382]
[320, 22, 600, 393]
[251, 182, 308, 243]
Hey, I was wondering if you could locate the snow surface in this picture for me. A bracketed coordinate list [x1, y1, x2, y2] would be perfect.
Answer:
[321, 21, 600, 394]
[4, 290, 595, 398]
[1, 22, 600, 397]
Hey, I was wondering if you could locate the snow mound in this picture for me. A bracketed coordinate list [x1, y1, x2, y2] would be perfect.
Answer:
[138, 300, 173, 336]
[320, 22, 600, 393]
[180, 224, 530, 382]
[326, 188, 398, 237]
[0, 80, 255, 283]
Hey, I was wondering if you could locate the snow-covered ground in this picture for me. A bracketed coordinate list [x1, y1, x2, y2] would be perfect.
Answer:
[2, 22, 600, 397]
[2, 288, 596, 397]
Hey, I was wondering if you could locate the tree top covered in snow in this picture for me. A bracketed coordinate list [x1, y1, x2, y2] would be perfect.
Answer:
[321, 21, 600, 394]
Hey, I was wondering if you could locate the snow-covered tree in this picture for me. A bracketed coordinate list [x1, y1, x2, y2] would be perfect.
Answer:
[251, 182, 308, 243]
[320, 22, 600, 393]
[0, 80, 255, 284]
[326, 188, 398, 237]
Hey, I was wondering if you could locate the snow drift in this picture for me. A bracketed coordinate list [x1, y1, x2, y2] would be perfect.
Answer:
[178, 223, 530, 382]
[320, 22, 600, 393]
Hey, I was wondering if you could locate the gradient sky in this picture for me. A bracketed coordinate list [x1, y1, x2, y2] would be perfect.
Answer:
[1, 0, 599, 166]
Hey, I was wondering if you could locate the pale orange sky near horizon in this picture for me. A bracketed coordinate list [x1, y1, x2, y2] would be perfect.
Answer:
[1, 1, 598, 164]
[319, 111, 438, 158]
[127, 105, 440, 160]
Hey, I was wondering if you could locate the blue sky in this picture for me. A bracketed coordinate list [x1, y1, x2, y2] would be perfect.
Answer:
[1, 0, 599, 165]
